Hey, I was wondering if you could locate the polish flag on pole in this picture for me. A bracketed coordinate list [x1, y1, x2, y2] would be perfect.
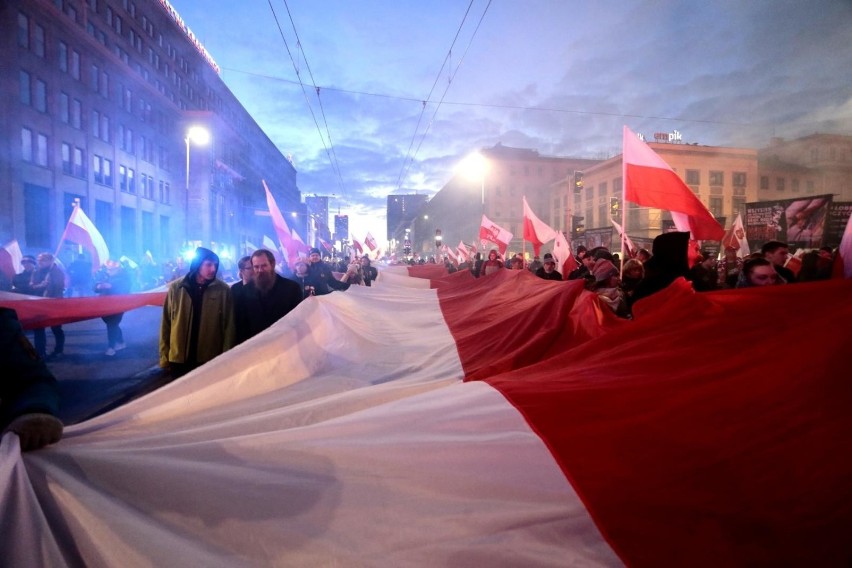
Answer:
[622, 126, 724, 240]
[262, 180, 295, 255]
[832, 210, 852, 278]
[551, 230, 578, 279]
[57, 205, 110, 271]
[611, 217, 638, 258]
[522, 196, 557, 257]
[0, 239, 23, 281]
[442, 244, 458, 263]
[365, 233, 378, 252]
[352, 238, 364, 255]
[456, 241, 470, 262]
[721, 213, 751, 257]
[262, 235, 283, 264]
[479, 215, 513, 255]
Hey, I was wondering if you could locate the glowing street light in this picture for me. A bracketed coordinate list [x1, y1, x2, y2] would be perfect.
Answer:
[184, 125, 210, 190]
[457, 152, 490, 206]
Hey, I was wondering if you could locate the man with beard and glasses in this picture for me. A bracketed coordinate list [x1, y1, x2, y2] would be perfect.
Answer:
[235, 249, 303, 344]
[160, 247, 235, 378]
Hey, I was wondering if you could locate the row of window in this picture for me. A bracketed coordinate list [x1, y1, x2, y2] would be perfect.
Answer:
[759, 176, 816, 193]
[22, 128, 172, 205]
[685, 170, 747, 186]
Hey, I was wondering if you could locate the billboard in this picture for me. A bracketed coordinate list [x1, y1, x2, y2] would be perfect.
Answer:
[745, 195, 833, 251]
[823, 201, 852, 249]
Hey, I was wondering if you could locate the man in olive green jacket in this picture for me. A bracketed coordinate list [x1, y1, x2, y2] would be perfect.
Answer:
[160, 247, 235, 377]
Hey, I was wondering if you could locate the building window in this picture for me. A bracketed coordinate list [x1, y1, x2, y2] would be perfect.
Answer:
[760, 176, 769, 190]
[90, 64, 99, 90]
[71, 50, 81, 80]
[776, 177, 785, 191]
[91, 110, 100, 137]
[24, 184, 51, 249]
[21, 128, 33, 161]
[100, 71, 109, 98]
[19, 70, 31, 105]
[59, 93, 70, 123]
[59, 41, 68, 72]
[93, 155, 103, 183]
[733, 172, 746, 187]
[709, 170, 724, 186]
[792, 178, 800, 192]
[34, 24, 45, 57]
[732, 196, 746, 218]
[119, 165, 127, 191]
[36, 133, 48, 166]
[127, 168, 135, 193]
[806, 180, 815, 193]
[686, 169, 700, 185]
[71, 99, 82, 129]
[101, 114, 110, 142]
[159, 180, 170, 204]
[598, 182, 608, 197]
[17, 13, 29, 49]
[74, 147, 85, 177]
[34, 79, 47, 113]
[104, 158, 113, 186]
[709, 197, 723, 217]
[62, 142, 72, 174]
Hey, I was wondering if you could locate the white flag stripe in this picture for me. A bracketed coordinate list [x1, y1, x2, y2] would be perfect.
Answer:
[4, 271, 617, 566]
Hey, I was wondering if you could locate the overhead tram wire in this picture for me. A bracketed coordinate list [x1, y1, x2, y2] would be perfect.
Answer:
[394, 0, 478, 192]
[266, 0, 347, 197]
[220, 65, 751, 129]
[398, 0, 492, 191]
[281, 0, 347, 199]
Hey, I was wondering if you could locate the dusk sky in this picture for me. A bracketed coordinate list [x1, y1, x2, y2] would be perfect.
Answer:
[168, 0, 852, 241]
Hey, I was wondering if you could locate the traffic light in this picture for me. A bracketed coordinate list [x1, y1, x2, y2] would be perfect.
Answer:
[435, 229, 443, 249]
[571, 215, 585, 238]
[610, 197, 621, 220]
[573, 171, 584, 192]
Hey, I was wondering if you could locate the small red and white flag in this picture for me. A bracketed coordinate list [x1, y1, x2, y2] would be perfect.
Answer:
[58, 205, 110, 270]
[479, 215, 513, 255]
[352, 239, 364, 255]
[456, 241, 470, 262]
[0, 239, 23, 281]
[262, 180, 295, 257]
[611, 218, 638, 258]
[721, 213, 751, 257]
[551, 230, 578, 279]
[364, 233, 378, 252]
[623, 126, 724, 240]
[319, 238, 334, 253]
[522, 196, 557, 256]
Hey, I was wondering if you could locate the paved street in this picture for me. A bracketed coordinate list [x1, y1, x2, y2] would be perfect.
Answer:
[37, 305, 170, 425]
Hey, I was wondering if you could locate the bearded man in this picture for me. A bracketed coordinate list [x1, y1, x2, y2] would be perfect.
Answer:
[235, 249, 303, 344]
[160, 247, 235, 377]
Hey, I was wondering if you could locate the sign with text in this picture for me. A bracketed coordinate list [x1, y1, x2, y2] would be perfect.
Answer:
[745, 194, 833, 251]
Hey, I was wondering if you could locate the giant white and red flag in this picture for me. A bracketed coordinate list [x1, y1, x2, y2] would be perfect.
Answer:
[57, 205, 110, 271]
[2, 265, 851, 566]
[479, 214, 513, 255]
[0, 239, 23, 281]
[721, 213, 751, 257]
[522, 196, 557, 256]
[551, 230, 577, 278]
[623, 126, 724, 240]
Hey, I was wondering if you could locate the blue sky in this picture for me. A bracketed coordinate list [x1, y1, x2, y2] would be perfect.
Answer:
[168, 0, 852, 241]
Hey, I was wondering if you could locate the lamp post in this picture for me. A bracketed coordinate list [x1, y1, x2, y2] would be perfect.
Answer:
[184, 125, 210, 248]
[184, 125, 210, 190]
[458, 151, 490, 208]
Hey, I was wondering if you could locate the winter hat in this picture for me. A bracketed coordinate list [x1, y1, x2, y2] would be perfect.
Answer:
[309, 247, 321, 255]
[542, 253, 556, 265]
[21, 255, 36, 265]
[592, 258, 619, 283]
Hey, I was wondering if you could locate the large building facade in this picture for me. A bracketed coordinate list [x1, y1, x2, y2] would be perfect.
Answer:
[386, 193, 427, 245]
[1, 0, 299, 264]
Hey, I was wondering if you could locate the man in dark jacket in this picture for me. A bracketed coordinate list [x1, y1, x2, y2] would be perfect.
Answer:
[30, 253, 66, 359]
[307, 248, 353, 295]
[160, 247, 235, 377]
[235, 249, 303, 343]
[535, 253, 563, 281]
[1, 308, 63, 451]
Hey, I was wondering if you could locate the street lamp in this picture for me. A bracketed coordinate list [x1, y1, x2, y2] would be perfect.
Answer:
[184, 125, 210, 190]
[458, 151, 490, 207]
